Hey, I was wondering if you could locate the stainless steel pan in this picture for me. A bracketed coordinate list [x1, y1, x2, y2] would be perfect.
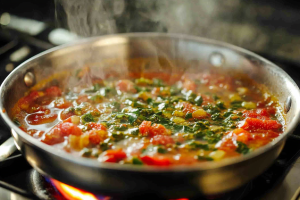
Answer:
[1, 33, 300, 198]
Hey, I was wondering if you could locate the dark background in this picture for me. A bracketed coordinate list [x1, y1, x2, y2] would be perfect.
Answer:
[2, 0, 300, 62]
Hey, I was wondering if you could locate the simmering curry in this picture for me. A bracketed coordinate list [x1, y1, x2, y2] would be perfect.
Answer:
[12, 67, 284, 166]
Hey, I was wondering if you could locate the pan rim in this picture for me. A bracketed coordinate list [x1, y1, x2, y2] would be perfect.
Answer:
[1, 32, 299, 172]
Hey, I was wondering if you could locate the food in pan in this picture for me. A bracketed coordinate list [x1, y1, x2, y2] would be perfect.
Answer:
[11, 69, 284, 166]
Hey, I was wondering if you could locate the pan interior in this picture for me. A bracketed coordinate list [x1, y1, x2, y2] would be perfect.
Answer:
[1, 33, 300, 171]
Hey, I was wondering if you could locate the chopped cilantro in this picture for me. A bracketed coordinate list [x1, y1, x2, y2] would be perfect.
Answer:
[13, 118, 20, 126]
[80, 148, 92, 157]
[112, 132, 125, 141]
[216, 101, 226, 109]
[236, 142, 250, 154]
[231, 101, 243, 109]
[132, 157, 143, 165]
[81, 113, 95, 123]
[129, 128, 139, 136]
[127, 113, 138, 124]
[188, 141, 209, 150]
[194, 95, 203, 106]
[185, 113, 193, 119]
[202, 104, 220, 114]
[157, 147, 167, 154]
[100, 142, 109, 151]
[197, 155, 214, 161]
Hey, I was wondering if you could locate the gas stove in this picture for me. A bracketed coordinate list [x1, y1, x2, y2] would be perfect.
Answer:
[1, 14, 300, 200]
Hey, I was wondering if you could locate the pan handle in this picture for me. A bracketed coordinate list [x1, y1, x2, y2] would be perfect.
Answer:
[0, 137, 17, 161]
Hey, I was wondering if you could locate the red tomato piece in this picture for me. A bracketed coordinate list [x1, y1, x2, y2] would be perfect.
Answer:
[88, 129, 107, 145]
[139, 121, 152, 136]
[232, 128, 251, 144]
[54, 98, 72, 109]
[41, 127, 64, 145]
[116, 80, 136, 93]
[89, 131, 101, 145]
[59, 122, 82, 136]
[87, 122, 107, 131]
[151, 135, 174, 146]
[217, 137, 237, 151]
[18, 91, 44, 110]
[149, 124, 168, 137]
[239, 118, 282, 131]
[27, 113, 57, 125]
[243, 108, 270, 120]
[60, 110, 74, 120]
[181, 102, 196, 114]
[45, 86, 62, 97]
[201, 94, 213, 105]
[76, 95, 89, 103]
[183, 79, 197, 92]
[102, 149, 127, 163]
[250, 129, 280, 140]
[140, 155, 171, 166]
[151, 87, 160, 96]
[266, 107, 277, 115]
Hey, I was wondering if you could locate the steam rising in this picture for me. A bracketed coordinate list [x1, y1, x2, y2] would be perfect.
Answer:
[54, 0, 231, 91]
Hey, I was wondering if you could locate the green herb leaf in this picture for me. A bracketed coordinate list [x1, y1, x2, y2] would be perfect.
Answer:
[185, 113, 193, 119]
[126, 113, 138, 124]
[194, 96, 203, 106]
[157, 147, 167, 154]
[81, 113, 95, 123]
[236, 141, 250, 154]
[197, 155, 214, 161]
[188, 141, 209, 150]
[230, 101, 243, 109]
[80, 148, 92, 157]
[132, 157, 143, 165]
[129, 128, 139, 136]
[13, 118, 20, 126]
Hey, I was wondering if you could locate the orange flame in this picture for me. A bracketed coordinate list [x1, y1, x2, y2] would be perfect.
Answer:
[51, 178, 189, 200]
[51, 179, 98, 200]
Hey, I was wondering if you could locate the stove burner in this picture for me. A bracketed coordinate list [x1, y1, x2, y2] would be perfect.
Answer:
[27, 170, 253, 200]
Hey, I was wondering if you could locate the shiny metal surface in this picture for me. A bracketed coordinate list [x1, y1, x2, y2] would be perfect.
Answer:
[1, 33, 300, 198]
[0, 137, 17, 161]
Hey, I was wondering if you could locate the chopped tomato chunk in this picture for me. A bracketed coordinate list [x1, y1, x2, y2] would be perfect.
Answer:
[151, 135, 174, 146]
[239, 118, 282, 131]
[149, 124, 169, 137]
[27, 113, 57, 125]
[59, 122, 82, 136]
[139, 121, 169, 137]
[102, 149, 127, 163]
[243, 108, 270, 120]
[139, 121, 152, 136]
[45, 86, 62, 97]
[41, 127, 64, 145]
[217, 137, 237, 151]
[232, 128, 251, 144]
[87, 122, 107, 131]
[116, 80, 136, 93]
[181, 102, 196, 114]
[76, 95, 89, 103]
[140, 155, 171, 166]
[41, 122, 82, 145]
[54, 98, 72, 109]
[18, 91, 44, 110]
[183, 79, 196, 92]
[88, 130, 108, 144]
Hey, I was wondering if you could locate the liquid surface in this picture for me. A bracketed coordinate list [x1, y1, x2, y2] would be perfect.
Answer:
[12, 70, 284, 166]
